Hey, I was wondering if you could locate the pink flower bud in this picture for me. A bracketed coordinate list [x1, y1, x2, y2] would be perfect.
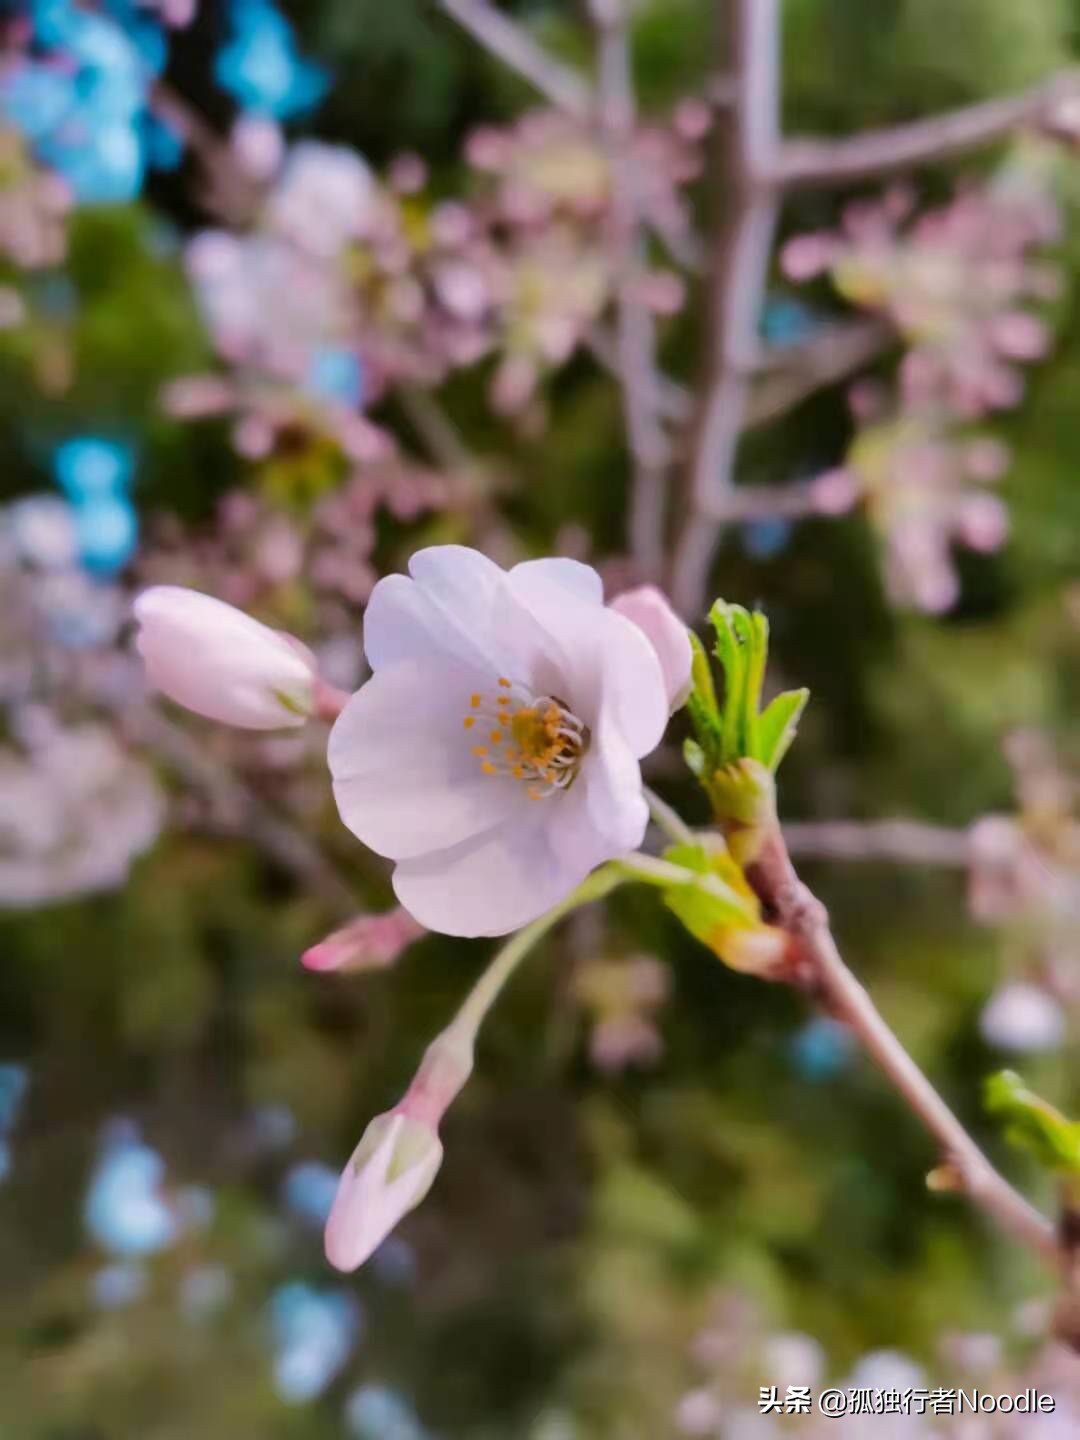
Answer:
[609, 585, 693, 711]
[324, 1026, 473, 1272]
[324, 1112, 443, 1272]
[134, 587, 316, 729]
[302, 908, 426, 973]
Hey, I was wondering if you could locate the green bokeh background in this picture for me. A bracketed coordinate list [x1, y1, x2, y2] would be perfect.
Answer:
[2, 1, 1080, 1434]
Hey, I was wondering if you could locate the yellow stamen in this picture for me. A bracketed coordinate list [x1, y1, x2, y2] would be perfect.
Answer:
[471, 694, 481, 708]
[472, 746, 488, 758]
[481, 762, 497, 775]
[490, 729, 503, 743]
[498, 676, 511, 688]
[463, 716, 475, 729]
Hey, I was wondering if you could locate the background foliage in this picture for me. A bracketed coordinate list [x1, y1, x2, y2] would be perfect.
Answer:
[1, 1, 1079, 1436]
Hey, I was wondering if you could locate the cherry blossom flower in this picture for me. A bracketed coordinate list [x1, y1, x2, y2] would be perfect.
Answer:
[0, 722, 163, 906]
[134, 586, 316, 729]
[328, 546, 668, 937]
[266, 141, 375, 259]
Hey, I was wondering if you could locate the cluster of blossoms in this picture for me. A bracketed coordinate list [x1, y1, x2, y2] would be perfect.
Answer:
[0, 709, 162, 906]
[173, 102, 702, 474]
[572, 951, 670, 1073]
[139, 449, 468, 630]
[0, 487, 162, 907]
[0, 130, 70, 270]
[972, 730, 1079, 1055]
[131, 548, 694, 1266]
[782, 144, 1063, 612]
[0, 0, 193, 205]
[676, 1286, 1080, 1438]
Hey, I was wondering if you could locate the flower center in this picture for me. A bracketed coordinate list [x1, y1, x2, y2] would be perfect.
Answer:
[463, 676, 589, 799]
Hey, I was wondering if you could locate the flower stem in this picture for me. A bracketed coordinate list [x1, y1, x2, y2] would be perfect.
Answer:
[448, 865, 627, 1044]
[643, 785, 696, 845]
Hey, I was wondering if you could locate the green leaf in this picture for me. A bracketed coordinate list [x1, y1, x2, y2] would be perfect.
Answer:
[709, 602, 750, 763]
[686, 632, 724, 772]
[757, 689, 811, 771]
[682, 737, 706, 778]
[702, 600, 810, 775]
[984, 1070, 1080, 1174]
[660, 840, 787, 975]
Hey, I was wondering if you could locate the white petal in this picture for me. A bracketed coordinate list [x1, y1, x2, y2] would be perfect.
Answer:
[504, 570, 668, 755]
[557, 711, 649, 875]
[363, 546, 569, 693]
[509, 557, 604, 607]
[392, 812, 584, 938]
[329, 659, 524, 860]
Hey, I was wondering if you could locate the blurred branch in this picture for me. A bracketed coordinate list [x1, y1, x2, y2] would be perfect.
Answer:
[694, 476, 827, 524]
[750, 824, 1059, 1263]
[592, 0, 671, 579]
[669, 0, 781, 617]
[438, 0, 592, 118]
[775, 69, 1080, 187]
[149, 81, 259, 225]
[398, 384, 475, 471]
[591, 313, 893, 436]
[784, 819, 973, 867]
[133, 707, 358, 915]
[744, 316, 892, 429]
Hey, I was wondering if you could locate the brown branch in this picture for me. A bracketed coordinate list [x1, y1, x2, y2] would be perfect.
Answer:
[592, 0, 671, 579]
[784, 818, 973, 868]
[438, 0, 592, 119]
[669, 0, 782, 617]
[775, 69, 1080, 187]
[749, 824, 1059, 1262]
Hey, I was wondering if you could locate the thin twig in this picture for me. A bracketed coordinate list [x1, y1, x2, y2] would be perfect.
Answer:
[149, 81, 259, 225]
[784, 819, 973, 868]
[438, 0, 592, 119]
[587, 327, 692, 422]
[775, 69, 1080, 188]
[590, 313, 893, 434]
[398, 384, 474, 471]
[669, 0, 781, 618]
[134, 707, 358, 915]
[592, 0, 671, 579]
[744, 316, 892, 429]
[693, 478, 822, 525]
[747, 827, 1058, 1262]
[643, 785, 695, 845]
